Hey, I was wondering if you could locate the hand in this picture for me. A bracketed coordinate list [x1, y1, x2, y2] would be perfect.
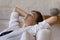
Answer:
[13, 6, 27, 17]
[13, 7, 17, 12]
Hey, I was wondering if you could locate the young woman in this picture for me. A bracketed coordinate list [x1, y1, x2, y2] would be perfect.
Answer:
[0, 7, 59, 40]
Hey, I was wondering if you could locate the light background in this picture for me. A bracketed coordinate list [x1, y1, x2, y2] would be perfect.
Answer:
[0, 0, 60, 40]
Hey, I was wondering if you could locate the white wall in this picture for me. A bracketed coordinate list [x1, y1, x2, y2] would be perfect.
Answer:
[0, 0, 60, 40]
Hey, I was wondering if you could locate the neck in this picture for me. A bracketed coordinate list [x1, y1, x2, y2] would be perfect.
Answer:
[22, 23, 30, 28]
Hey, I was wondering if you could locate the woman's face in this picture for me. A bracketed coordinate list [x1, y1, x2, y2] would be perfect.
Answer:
[24, 12, 38, 24]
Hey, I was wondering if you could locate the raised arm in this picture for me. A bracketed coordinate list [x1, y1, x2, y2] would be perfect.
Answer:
[45, 16, 57, 25]
[14, 7, 27, 17]
[45, 8, 59, 25]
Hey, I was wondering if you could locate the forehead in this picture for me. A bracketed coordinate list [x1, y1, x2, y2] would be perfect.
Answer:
[31, 12, 38, 16]
[26, 14, 33, 18]
[31, 11, 36, 14]
[26, 11, 38, 18]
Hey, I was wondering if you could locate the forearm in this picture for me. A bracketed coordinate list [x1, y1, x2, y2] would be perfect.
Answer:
[14, 7, 27, 17]
[9, 12, 20, 30]
[45, 8, 59, 25]
[45, 16, 57, 25]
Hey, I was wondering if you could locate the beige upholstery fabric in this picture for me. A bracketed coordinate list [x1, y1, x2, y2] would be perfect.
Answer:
[36, 29, 52, 40]
[20, 31, 35, 40]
